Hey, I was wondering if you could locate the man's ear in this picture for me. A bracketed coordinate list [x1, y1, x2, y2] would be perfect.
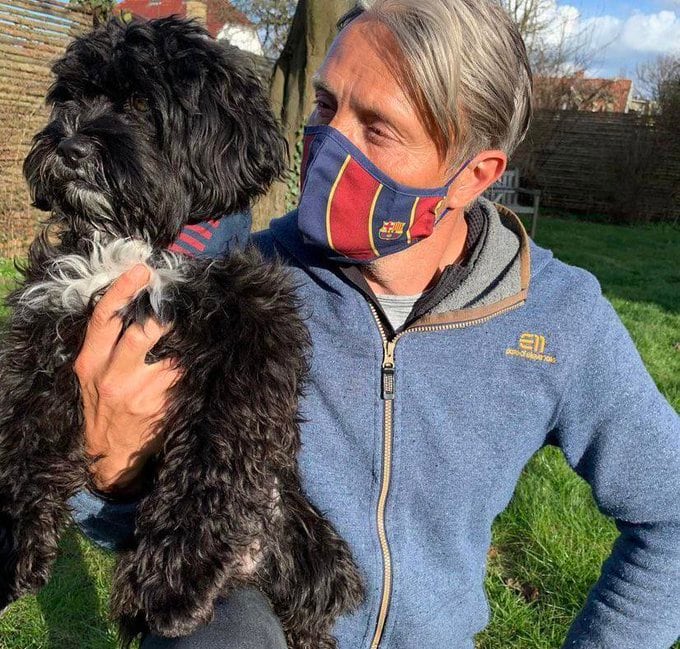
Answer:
[445, 151, 507, 209]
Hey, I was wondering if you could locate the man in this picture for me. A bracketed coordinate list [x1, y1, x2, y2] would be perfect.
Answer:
[69, 1, 680, 648]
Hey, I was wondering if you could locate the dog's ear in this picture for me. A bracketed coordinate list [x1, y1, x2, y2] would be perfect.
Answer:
[23, 133, 56, 212]
[30, 191, 52, 212]
[177, 41, 288, 219]
[25, 188, 52, 211]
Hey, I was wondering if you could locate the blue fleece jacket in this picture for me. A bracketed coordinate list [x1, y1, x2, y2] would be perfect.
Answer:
[68, 201, 680, 649]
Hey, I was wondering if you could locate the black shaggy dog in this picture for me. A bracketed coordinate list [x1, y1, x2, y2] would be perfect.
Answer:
[0, 16, 362, 648]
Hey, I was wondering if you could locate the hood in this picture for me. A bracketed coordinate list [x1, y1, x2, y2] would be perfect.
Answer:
[266, 197, 554, 326]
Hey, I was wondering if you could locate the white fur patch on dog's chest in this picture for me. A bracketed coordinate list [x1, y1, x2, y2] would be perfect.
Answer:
[19, 239, 188, 316]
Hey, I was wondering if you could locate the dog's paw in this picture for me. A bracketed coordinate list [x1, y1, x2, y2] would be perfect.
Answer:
[145, 600, 215, 638]
[112, 576, 215, 640]
[113, 552, 221, 639]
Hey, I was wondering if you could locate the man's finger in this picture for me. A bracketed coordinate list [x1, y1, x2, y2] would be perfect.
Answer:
[152, 357, 183, 376]
[108, 318, 171, 375]
[78, 264, 151, 370]
[144, 363, 183, 401]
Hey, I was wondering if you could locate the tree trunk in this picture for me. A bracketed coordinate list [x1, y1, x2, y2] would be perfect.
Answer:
[252, 0, 355, 229]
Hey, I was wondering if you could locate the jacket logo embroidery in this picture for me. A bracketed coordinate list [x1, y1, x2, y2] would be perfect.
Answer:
[520, 333, 546, 353]
[506, 333, 557, 364]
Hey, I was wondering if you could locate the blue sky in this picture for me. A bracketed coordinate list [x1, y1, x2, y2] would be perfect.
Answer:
[579, 0, 676, 18]
[548, 0, 680, 85]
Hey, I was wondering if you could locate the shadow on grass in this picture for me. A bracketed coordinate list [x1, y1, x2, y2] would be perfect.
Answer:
[0, 528, 114, 648]
[36, 527, 114, 649]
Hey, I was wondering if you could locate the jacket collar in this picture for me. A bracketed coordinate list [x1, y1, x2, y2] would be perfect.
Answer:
[411, 200, 531, 327]
[267, 198, 546, 327]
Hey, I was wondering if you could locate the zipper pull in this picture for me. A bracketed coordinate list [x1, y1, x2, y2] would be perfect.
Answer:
[382, 340, 396, 400]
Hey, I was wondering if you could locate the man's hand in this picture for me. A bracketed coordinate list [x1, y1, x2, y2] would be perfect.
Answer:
[74, 264, 181, 497]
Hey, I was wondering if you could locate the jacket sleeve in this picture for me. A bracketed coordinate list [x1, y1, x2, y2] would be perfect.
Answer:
[67, 489, 138, 552]
[555, 291, 680, 648]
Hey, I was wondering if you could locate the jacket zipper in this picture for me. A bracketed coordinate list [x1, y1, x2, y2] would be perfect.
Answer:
[367, 299, 525, 649]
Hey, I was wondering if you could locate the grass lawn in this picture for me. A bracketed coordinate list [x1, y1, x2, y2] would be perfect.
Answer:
[0, 216, 678, 648]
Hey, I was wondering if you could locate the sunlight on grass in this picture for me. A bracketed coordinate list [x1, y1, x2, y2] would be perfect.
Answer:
[0, 530, 120, 649]
[0, 259, 20, 322]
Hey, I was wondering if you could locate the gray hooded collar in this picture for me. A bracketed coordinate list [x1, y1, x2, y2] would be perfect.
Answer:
[267, 197, 532, 328]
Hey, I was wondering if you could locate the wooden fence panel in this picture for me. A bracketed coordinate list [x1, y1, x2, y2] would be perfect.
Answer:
[511, 110, 680, 223]
[0, 0, 89, 258]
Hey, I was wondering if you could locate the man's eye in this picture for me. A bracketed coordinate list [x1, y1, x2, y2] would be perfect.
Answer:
[314, 99, 334, 112]
[130, 95, 150, 112]
[367, 124, 388, 140]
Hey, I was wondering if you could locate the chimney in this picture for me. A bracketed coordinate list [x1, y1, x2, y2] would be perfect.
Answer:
[186, 0, 207, 25]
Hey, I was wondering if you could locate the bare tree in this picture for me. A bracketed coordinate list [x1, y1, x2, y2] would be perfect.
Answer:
[250, 0, 353, 228]
[499, 0, 556, 59]
[497, 0, 609, 110]
[270, 0, 353, 143]
[637, 55, 680, 109]
[638, 55, 680, 171]
[232, 0, 298, 59]
[68, 0, 115, 26]
[496, 0, 627, 203]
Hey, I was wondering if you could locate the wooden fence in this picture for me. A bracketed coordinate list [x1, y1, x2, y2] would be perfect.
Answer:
[0, 0, 89, 258]
[511, 110, 680, 223]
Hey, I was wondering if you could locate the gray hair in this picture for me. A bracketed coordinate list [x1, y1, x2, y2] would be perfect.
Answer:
[338, 0, 533, 168]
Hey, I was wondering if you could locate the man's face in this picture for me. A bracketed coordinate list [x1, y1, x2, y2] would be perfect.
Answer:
[310, 17, 452, 190]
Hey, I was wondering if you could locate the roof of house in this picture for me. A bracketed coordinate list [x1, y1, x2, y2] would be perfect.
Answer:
[116, 0, 253, 38]
[206, 0, 252, 37]
[534, 71, 634, 112]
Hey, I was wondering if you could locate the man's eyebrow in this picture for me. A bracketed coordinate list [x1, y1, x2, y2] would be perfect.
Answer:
[312, 77, 334, 95]
[311, 75, 406, 135]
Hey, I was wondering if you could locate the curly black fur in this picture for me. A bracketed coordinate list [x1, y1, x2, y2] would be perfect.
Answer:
[0, 16, 363, 648]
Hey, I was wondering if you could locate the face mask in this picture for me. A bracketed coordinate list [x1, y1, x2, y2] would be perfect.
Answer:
[297, 125, 470, 264]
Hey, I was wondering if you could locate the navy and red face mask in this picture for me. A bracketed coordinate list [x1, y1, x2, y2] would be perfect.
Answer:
[297, 125, 470, 264]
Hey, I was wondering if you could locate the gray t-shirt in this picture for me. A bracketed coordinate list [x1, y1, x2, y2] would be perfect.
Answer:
[374, 292, 425, 331]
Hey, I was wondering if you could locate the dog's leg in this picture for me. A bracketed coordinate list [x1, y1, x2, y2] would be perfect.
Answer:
[284, 629, 339, 649]
[0, 484, 78, 609]
[109, 423, 275, 646]
[0, 363, 87, 611]
[264, 484, 364, 649]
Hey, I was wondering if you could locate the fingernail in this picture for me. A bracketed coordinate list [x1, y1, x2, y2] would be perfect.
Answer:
[130, 264, 149, 282]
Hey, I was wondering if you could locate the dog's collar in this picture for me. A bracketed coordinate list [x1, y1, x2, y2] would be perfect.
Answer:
[168, 211, 252, 258]
[169, 219, 222, 257]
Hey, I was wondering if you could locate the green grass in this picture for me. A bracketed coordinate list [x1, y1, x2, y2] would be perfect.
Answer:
[0, 531, 118, 649]
[0, 259, 20, 321]
[0, 217, 678, 648]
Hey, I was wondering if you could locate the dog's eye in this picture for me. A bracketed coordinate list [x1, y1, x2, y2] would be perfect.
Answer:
[48, 87, 73, 106]
[131, 95, 150, 112]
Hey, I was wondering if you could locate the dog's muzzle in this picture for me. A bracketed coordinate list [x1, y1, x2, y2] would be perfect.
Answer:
[57, 137, 95, 168]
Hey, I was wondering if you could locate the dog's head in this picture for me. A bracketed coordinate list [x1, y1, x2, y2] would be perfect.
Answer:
[23, 16, 287, 246]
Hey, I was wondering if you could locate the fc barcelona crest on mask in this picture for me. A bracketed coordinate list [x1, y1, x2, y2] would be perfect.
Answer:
[379, 221, 406, 241]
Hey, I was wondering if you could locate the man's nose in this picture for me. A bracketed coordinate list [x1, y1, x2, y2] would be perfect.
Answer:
[326, 110, 362, 146]
[57, 137, 93, 166]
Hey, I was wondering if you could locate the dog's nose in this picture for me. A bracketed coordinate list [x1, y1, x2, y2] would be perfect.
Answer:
[57, 138, 93, 166]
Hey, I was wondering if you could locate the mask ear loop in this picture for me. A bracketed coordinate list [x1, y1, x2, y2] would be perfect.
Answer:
[437, 158, 474, 223]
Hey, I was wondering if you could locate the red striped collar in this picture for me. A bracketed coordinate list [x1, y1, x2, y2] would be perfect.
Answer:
[168, 220, 221, 256]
